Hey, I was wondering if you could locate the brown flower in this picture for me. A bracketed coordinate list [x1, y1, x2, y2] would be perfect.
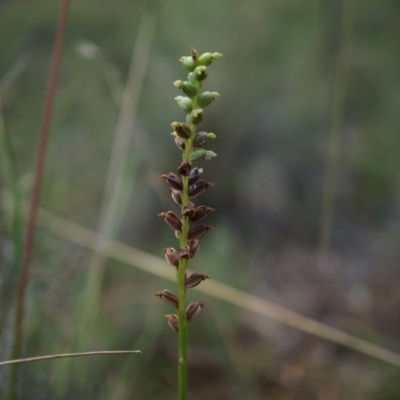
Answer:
[160, 173, 183, 191]
[188, 180, 214, 198]
[165, 314, 179, 332]
[185, 272, 209, 289]
[177, 161, 191, 176]
[171, 190, 182, 205]
[158, 211, 182, 231]
[164, 247, 180, 268]
[187, 206, 215, 223]
[155, 290, 179, 308]
[185, 302, 204, 322]
[188, 224, 214, 240]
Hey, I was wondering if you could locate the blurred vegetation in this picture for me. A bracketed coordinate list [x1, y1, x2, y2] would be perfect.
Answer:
[0, 0, 400, 399]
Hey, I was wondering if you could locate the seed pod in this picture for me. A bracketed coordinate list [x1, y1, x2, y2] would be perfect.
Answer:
[171, 122, 191, 139]
[198, 52, 222, 66]
[188, 180, 214, 198]
[193, 66, 208, 81]
[189, 149, 206, 163]
[188, 206, 215, 223]
[185, 302, 204, 322]
[187, 109, 203, 125]
[174, 80, 197, 98]
[188, 224, 214, 240]
[197, 91, 220, 108]
[185, 272, 210, 289]
[164, 247, 180, 267]
[177, 161, 191, 176]
[171, 190, 182, 205]
[175, 96, 193, 114]
[193, 131, 217, 148]
[158, 211, 182, 231]
[188, 167, 203, 184]
[160, 173, 183, 191]
[179, 56, 196, 71]
[165, 314, 179, 332]
[155, 290, 179, 308]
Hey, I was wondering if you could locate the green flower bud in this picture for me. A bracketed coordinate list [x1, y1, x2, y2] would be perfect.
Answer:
[198, 52, 223, 66]
[187, 72, 196, 85]
[179, 56, 196, 71]
[189, 149, 206, 163]
[173, 80, 197, 98]
[193, 131, 217, 148]
[188, 149, 217, 163]
[173, 80, 184, 89]
[197, 91, 220, 107]
[205, 150, 217, 160]
[171, 122, 191, 139]
[186, 108, 204, 125]
[193, 66, 208, 81]
[175, 96, 193, 114]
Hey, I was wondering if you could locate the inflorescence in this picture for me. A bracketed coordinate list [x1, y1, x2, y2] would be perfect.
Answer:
[156, 48, 222, 333]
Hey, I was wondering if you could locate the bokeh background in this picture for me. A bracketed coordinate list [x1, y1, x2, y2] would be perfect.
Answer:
[1, 0, 400, 399]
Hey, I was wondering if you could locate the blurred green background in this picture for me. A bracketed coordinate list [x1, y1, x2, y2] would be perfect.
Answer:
[1, 0, 400, 399]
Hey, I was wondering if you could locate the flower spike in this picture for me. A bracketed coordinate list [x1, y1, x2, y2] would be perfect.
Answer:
[157, 48, 221, 399]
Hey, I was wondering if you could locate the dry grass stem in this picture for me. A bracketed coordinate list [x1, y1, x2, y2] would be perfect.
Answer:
[2, 190, 400, 369]
[0, 351, 142, 367]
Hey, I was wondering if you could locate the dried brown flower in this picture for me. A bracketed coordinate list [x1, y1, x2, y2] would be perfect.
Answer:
[155, 290, 179, 308]
[165, 314, 179, 332]
[171, 190, 182, 205]
[188, 206, 215, 223]
[161, 172, 183, 191]
[185, 302, 204, 322]
[188, 224, 214, 240]
[177, 161, 191, 176]
[188, 167, 203, 184]
[158, 211, 182, 231]
[185, 272, 209, 289]
[188, 180, 214, 198]
[164, 247, 180, 268]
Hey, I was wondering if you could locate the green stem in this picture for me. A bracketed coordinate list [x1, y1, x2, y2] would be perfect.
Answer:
[177, 122, 196, 400]
[177, 255, 188, 400]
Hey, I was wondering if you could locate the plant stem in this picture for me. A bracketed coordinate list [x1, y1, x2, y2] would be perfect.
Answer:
[176, 109, 200, 398]
[177, 134, 194, 400]
[0, 350, 141, 367]
[177, 255, 188, 400]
